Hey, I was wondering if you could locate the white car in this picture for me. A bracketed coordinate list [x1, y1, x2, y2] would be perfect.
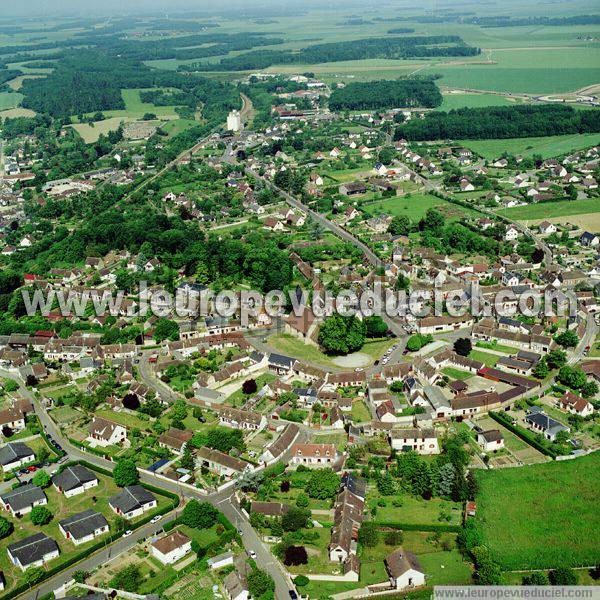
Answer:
[248, 550, 257, 559]
[150, 515, 162, 524]
[122, 530, 133, 538]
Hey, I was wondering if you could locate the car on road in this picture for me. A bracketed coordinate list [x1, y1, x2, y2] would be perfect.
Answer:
[27, 465, 37, 472]
[289, 591, 299, 599]
[122, 530, 133, 537]
[150, 515, 162, 524]
[18, 468, 29, 475]
[248, 550, 257, 559]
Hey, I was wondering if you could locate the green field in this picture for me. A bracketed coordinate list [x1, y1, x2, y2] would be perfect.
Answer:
[476, 452, 600, 570]
[0, 91, 23, 110]
[468, 349, 500, 367]
[70, 116, 130, 143]
[460, 133, 600, 160]
[440, 93, 515, 110]
[499, 198, 600, 221]
[363, 193, 480, 222]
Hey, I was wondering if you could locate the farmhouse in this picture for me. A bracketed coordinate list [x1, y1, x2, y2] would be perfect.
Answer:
[7, 533, 59, 571]
[290, 443, 338, 466]
[389, 428, 439, 455]
[58, 509, 109, 545]
[0, 483, 47, 516]
[109, 485, 157, 518]
[218, 406, 266, 431]
[0, 441, 35, 472]
[52, 465, 99, 497]
[151, 530, 192, 565]
[385, 548, 425, 591]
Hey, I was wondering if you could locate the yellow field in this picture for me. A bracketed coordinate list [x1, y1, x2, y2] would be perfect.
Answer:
[70, 117, 132, 143]
[522, 213, 600, 231]
[7, 74, 46, 91]
[0, 107, 36, 118]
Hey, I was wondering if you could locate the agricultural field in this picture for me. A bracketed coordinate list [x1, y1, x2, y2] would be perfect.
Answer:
[460, 133, 600, 160]
[0, 91, 23, 111]
[362, 193, 480, 222]
[499, 198, 600, 222]
[475, 452, 600, 570]
[70, 116, 131, 143]
[440, 93, 516, 110]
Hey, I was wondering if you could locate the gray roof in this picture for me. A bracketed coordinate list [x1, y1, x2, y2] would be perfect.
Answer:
[424, 384, 450, 410]
[0, 441, 34, 466]
[268, 353, 295, 368]
[7, 532, 58, 567]
[59, 509, 108, 540]
[109, 485, 156, 513]
[53, 465, 97, 492]
[0, 483, 46, 512]
[525, 410, 569, 434]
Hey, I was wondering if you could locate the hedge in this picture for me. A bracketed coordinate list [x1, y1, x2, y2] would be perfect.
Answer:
[68, 437, 111, 459]
[373, 522, 461, 533]
[488, 411, 558, 458]
[0, 460, 179, 600]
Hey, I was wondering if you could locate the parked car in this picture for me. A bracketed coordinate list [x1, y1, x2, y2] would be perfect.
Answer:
[150, 515, 162, 524]
[289, 591, 298, 599]
[248, 550, 257, 559]
[26, 466, 37, 472]
[122, 530, 133, 538]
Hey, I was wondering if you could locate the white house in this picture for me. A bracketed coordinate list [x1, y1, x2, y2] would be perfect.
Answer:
[151, 530, 192, 565]
[7, 533, 59, 571]
[58, 509, 109, 545]
[207, 551, 235, 570]
[0, 408, 26, 435]
[290, 443, 338, 466]
[0, 442, 35, 472]
[559, 392, 594, 417]
[52, 465, 99, 498]
[385, 548, 425, 591]
[0, 484, 47, 516]
[538, 221, 556, 235]
[505, 226, 520, 241]
[87, 416, 128, 448]
[109, 485, 157, 519]
[476, 429, 505, 452]
[389, 428, 439, 455]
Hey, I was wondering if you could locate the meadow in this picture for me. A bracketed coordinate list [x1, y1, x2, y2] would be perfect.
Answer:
[0, 91, 23, 110]
[440, 93, 516, 111]
[499, 198, 600, 221]
[475, 452, 600, 570]
[460, 133, 600, 160]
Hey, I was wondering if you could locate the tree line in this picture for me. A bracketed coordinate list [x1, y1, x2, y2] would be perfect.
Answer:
[329, 79, 442, 111]
[395, 105, 600, 141]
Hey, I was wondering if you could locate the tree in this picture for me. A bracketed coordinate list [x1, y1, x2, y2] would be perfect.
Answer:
[110, 564, 142, 592]
[377, 472, 397, 496]
[581, 381, 598, 398]
[24, 567, 45, 585]
[384, 529, 404, 546]
[153, 318, 180, 342]
[72, 570, 89, 584]
[435, 463, 456, 497]
[358, 522, 379, 547]
[533, 358, 549, 379]
[422, 208, 445, 231]
[318, 313, 366, 355]
[181, 500, 218, 529]
[388, 215, 411, 236]
[296, 492, 309, 508]
[0, 516, 13, 539]
[531, 247, 545, 264]
[122, 393, 140, 410]
[557, 366, 587, 391]
[472, 546, 502, 585]
[3, 380, 18, 393]
[294, 574, 310, 587]
[30, 506, 53, 525]
[364, 316, 388, 338]
[180, 444, 195, 470]
[282, 507, 310, 532]
[549, 567, 577, 585]
[454, 338, 472, 357]
[305, 468, 340, 499]
[113, 459, 139, 487]
[284, 545, 309, 566]
[523, 572, 549, 585]
[242, 379, 258, 395]
[247, 568, 275, 598]
[554, 330, 579, 348]
[32, 469, 51, 488]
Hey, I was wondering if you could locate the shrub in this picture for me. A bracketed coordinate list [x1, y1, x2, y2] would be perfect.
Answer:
[30, 506, 53, 525]
[284, 545, 308, 566]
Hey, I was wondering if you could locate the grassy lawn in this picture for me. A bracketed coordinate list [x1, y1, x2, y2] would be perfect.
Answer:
[95, 409, 150, 430]
[474, 341, 517, 354]
[268, 334, 337, 367]
[371, 494, 462, 527]
[361, 338, 397, 360]
[475, 452, 600, 570]
[468, 350, 500, 367]
[499, 198, 600, 222]
[418, 550, 473, 585]
[225, 373, 277, 407]
[70, 116, 130, 143]
[362, 193, 479, 222]
[49, 405, 82, 424]
[459, 133, 600, 160]
[0, 91, 23, 110]
[351, 399, 371, 423]
[442, 367, 473, 381]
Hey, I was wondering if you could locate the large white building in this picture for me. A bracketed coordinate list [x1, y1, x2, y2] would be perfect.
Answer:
[227, 110, 243, 133]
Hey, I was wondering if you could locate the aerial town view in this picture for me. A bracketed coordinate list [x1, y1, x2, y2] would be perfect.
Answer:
[0, 0, 599, 599]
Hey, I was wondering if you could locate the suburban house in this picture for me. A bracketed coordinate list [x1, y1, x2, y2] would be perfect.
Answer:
[476, 429, 505, 452]
[223, 555, 252, 600]
[109, 485, 157, 518]
[538, 221, 557, 234]
[207, 551, 235, 571]
[151, 530, 192, 565]
[579, 231, 599, 247]
[385, 548, 425, 591]
[290, 443, 338, 466]
[196, 447, 252, 477]
[52, 465, 98, 497]
[0, 407, 26, 435]
[260, 423, 300, 464]
[0, 483, 47, 516]
[389, 428, 439, 455]
[0, 441, 35, 472]
[87, 416, 128, 448]
[218, 406, 267, 431]
[158, 428, 193, 454]
[524, 407, 570, 441]
[58, 509, 109, 545]
[7, 533, 59, 571]
[559, 391, 594, 417]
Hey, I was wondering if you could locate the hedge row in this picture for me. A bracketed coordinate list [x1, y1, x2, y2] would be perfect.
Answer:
[68, 437, 111, 459]
[0, 460, 179, 600]
[373, 522, 461, 533]
[488, 411, 558, 458]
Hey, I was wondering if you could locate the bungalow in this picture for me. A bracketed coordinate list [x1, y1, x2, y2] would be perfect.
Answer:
[339, 182, 367, 196]
[0, 442, 35, 472]
[109, 485, 157, 519]
[524, 408, 570, 441]
[476, 429, 505, 452]
[87, 416, 128, 448]
[196, 447, 251, 477]
[389, 428, 439, 455]
[1, 483, 47, 516]
[290, 443, 338, 466]
[52, 465, 98, 497]
[580, 232, 600, 247]
[385, 548, 425, 591]
[58, 509, 109, 545]
[151, 531, 192, 565]
[7, 533, 59, 571]
[559, 391, 594, 417]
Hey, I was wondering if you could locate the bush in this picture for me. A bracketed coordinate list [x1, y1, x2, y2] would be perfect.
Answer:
[294, 574, 310, 587]
[110, 564, 142, 592]
[358, 522, 379, 547]
[181, 499, 218, 529]
[0, 516, 13, 539]
[284, 545, 309, 566]
[549, 567, 577, 585]
[384, 530, 404, 546]
[30, 506, 53, 525]
[32, 469, 51, 488]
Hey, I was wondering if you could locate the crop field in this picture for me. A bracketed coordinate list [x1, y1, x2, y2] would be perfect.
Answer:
[363, 193, 480, 222]
[0, 91, 23, 110]
[440, 93, 516, 110]
[460, 133, 600, 160]
[93, 89, 181, 120]
[475, 452, 600, 570]
[70, 116, 131, 143]
[499, 198, 600, 222]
